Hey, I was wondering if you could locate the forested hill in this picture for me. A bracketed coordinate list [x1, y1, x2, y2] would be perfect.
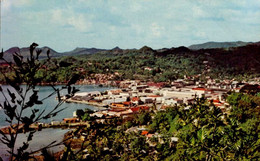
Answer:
[1, 41, 260, 82]
[188, 41, 252, 50]
[2, 41, 258, 62]
[1, 46, 107, 63]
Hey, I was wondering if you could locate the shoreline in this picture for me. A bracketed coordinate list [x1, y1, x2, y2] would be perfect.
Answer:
[0, 80, 120, 87]
[64, 98, 108, 107]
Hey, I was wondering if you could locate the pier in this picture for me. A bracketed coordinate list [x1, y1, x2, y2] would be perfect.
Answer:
[0, 122, 90, 134]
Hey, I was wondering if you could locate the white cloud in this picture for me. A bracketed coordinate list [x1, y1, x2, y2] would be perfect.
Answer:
[192, 6, 207, 18]
[130, 2, 143, 12]
[68, 15, 92, 31]
[52, 9, 63, 23]
[2, 0, 35, 16]
[51, 9, 92, 32]
[150, 23, 164, 37]
[2, 0, 260, 51]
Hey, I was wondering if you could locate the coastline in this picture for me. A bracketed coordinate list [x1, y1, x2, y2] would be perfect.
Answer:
[0, 79, 120, 87]
[0, 84, 116, 160]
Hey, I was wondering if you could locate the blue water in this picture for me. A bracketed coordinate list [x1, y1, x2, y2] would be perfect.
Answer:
[0, 85, 114, 127]
[0, 85, 114, 160]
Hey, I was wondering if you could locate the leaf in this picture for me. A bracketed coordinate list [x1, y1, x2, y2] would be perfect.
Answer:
[20, 142, 29, 151]
[33, 109, 39, 113]
[67, 74, 80, 86]
[27, 131, 35, 142]
[30, 43, 38, 59]
[17, 100, 22, 105]
[13, 54, 22, 67]
[4, 102, 16, 120]
[57, 90, 61, 102]
[35, 100, 43, 104]
[47, 49, 50, 60]
[24, 90, 40, 109]
[21, 116, 33, 131]
[72, 86, 80, 95]
[43, 114, 51, 119]
[5, 118, 11, 123]
[36, 49, 42, 60]
[31, 42, 38, 48]
[0, 49, 3, 59]
[7, 88, 16, 104]
[67, 86, 71, 94]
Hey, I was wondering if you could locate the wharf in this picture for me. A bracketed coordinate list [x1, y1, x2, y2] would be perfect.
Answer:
[65, 98, 108, 107]
[0, 122, 90, 134]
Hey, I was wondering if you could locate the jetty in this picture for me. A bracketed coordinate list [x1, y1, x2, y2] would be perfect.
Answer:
[0, 121, 90, 135]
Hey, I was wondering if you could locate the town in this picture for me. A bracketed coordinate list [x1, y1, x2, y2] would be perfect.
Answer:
[58, 77, 260, 124]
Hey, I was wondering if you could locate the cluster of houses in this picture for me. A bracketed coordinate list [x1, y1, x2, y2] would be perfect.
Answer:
[64, 78, 260, 121]
[57, 78, 260, 157]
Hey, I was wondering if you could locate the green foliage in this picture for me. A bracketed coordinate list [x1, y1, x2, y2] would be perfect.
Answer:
[134, 110, 152, 125]
[0, 43, 79, 161]
[63, 92, 259, 160]
[81, 112, 91, 121]
[227, 92, 260, 122]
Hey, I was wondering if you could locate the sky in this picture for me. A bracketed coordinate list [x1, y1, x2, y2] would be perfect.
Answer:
[1, 0, 260, 52]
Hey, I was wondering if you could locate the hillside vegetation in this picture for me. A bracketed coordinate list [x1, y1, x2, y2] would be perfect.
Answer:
[1, 42, 260, 83]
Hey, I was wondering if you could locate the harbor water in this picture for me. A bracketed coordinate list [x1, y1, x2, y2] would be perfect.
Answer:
[0, 84, 114, 160]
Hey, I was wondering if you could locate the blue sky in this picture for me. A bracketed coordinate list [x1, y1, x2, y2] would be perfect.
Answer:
[1, 0, 260, 52]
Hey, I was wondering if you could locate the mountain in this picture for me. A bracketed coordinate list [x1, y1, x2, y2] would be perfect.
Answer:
[188, 41, 251, 50]
[138, 46, 155, 54]
[2, 41, 259, 63]
[156, 46, 191, 56]
[62, 47, 107, 56]
[1, 46, 106, 63]
[1, 46, 60, 63]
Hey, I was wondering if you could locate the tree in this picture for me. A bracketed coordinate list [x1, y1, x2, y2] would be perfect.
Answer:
[0, 43, 79, 160]
[135, 110, 151, 125]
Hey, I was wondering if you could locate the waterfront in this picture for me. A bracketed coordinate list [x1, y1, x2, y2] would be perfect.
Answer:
[0, 84, 114, 160]
[0, 85, 114, 127]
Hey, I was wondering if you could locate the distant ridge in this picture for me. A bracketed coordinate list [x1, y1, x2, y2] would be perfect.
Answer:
[62, 47, 107, 56]
[2, 46, 60, 62]
[1, 46, 106, 63]
[188, 41, 251, 50]
[2, 41, 259, 63]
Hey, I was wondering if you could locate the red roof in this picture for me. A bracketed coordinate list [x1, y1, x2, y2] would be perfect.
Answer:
[141, 131, 149, 135]
[192, 87, 206, 91]
[123, 101, 131, 105]
[147, 82, 165, 88]
[148, 95, 160, 97]
[63, 118, 79, 121]
[130, 107, 140, 112]
[213, 100, 221, 103]
[138, 106, 150, 110]
[132, 97, 140, 101]
[130, 106, 150, 112]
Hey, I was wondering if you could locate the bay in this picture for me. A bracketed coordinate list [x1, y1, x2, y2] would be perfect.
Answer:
[0, 84, 114, 127]
[0, 84, 114, 160]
